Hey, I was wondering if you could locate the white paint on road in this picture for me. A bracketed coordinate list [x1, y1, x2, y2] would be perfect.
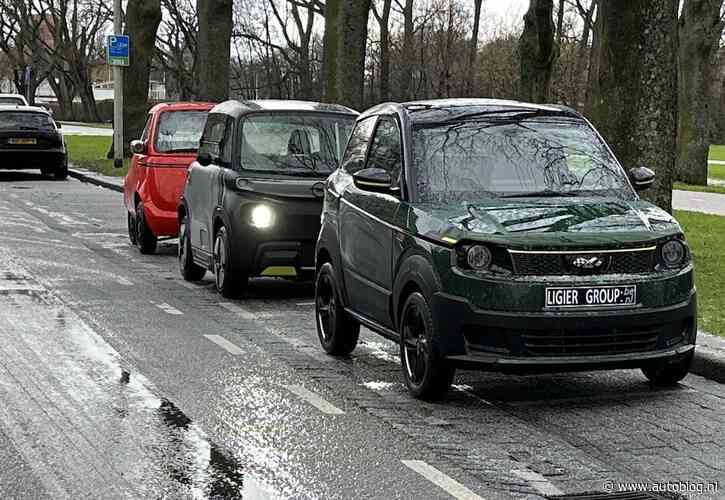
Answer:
[511, 469, 564, 496]
[153, 302, 183, 315]
[401, 460, 484, 500]
[203, 334, 245, 355]
[116, 277, 133, 286]
[285, 385, 344, 415]
[218, 301, 256, 319]
[296, 301, 315, 307]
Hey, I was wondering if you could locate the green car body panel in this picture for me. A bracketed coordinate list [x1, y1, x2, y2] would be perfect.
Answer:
[316, 99, 696, 374]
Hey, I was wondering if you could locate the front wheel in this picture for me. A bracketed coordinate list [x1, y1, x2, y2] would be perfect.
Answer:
[399, 292, 455, 400]
[53, 161, 69, 180]
[213, 226, 246, 298]
[642, 351, 693, 386]
[179, 215, 205, 281]
[135, 202, 158, 254]
[315, 262, 360, 355]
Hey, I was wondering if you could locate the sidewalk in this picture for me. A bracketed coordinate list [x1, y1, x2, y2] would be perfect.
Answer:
[693, 331, 725, 384]
[673, 189, 725, 216]
[68, 166, 123, 193]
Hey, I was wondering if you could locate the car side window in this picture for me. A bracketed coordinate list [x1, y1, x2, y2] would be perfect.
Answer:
[198, 114, 227, 165]
[340, 117, 377, 174]
[365, 117, 403, 181]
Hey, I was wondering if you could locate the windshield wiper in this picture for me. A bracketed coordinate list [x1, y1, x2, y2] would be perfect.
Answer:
[500, 189, 580, 198]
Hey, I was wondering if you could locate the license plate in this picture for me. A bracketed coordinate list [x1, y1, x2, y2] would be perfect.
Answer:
[8, 138, 36, 145]
[545, 285, 636, 308]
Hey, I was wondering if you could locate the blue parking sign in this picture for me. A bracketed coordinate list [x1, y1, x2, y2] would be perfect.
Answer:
[107, 35, 130, 66]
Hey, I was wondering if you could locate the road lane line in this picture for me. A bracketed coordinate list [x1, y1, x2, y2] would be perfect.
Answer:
[153, 302, 183, 315]
[296, 301, 315, 307]
[511, 469, 563, 496]
[218, 301, 256, 319]
[401, 460, 484, 500]
[177, 280, 200, 290]
[204, 334, 245, 355]
[116, 277, 133, 286]
[285, 385, 344, 415]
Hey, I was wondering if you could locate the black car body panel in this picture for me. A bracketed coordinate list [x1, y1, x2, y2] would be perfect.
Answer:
[180, 100, 358, 280]
[316, 98, 696, 375]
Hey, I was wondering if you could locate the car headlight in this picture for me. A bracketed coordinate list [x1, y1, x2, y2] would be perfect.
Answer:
[466, 245, 492, 271]
[250, 205, 274, 229]
[661, 239, 686, 268]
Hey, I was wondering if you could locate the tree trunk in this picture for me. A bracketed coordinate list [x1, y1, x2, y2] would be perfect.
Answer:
[465, 0, 484, 97]
[676, 0, 724, 185]
[519, 0, 558, 103]
[336, 0, 372, 110]
[376, 0, 392, 102]
[398, 0, 414, 101]
[196, 0, 233, 102]
[322, 0, 340, 102]
[124, 0, 162, 152]
[588, 0, 679, 212]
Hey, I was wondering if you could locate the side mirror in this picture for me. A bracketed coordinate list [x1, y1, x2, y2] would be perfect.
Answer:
[628, 167, 655, 191]
[353, 167, 395, 193]
[130, 140, 146, 155]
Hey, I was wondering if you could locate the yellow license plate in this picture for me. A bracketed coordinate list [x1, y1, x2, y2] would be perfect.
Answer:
[8, 138, 37, 145]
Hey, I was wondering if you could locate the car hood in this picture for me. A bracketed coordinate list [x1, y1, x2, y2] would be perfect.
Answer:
[412, 197, 682, 246]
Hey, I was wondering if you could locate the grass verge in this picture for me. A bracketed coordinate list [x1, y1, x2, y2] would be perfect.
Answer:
[675, 210, 725, 338]
[65, 135, 129, 177]
[709, 163, 725, 181]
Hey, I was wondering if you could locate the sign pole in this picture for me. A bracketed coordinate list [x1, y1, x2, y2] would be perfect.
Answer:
[113, 0, 124, 168]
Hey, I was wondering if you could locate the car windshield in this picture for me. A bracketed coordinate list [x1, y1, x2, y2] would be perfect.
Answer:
[412, 114, 635, 203]
[241, 113, 354, 177]
[0, 97, 25, 106]
[0, 111, 54, 130]
[155, 110, 208, 153]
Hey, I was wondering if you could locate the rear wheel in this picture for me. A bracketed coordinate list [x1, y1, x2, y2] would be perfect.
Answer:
[178, 215, 205, 281]
[53, 161, 68, 180]
[642, 351, 693, 386]
[399, 292, 455, 400]
[127, 212, 137, 245]
[315, 262, 360, 355]
[213, 226, 246, 298]
[135, 202, 157, 254]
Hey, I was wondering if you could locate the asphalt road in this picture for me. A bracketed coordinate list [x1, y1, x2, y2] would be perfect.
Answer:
[0, 172, 723, 500]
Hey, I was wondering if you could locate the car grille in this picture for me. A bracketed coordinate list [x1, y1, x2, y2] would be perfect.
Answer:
[509, 248, 656, 276]
[521, 327, 660, 356]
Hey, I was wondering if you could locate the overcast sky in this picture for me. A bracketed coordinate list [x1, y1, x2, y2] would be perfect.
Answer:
[483, 0, 527, 21]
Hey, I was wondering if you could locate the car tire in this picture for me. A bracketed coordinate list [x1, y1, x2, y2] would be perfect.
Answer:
[135, 202, 157, 254]
[315, 262, 360, 355]
[399, 292, 455, 400]
[127, 212, 137, 245]
[213, 226, 246, 298]
[178, 215, 205, 281]
[642, 350, 693, 386]
[53, 161, 68, 180]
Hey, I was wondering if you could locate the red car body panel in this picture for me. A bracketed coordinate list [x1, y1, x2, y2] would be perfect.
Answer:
[123, 102, 214, 237]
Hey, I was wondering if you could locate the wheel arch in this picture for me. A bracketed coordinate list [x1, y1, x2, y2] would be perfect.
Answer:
[392, 251, 442, 331]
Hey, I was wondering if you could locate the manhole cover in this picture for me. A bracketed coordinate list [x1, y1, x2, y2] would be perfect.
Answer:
[548, 491, 684, 500]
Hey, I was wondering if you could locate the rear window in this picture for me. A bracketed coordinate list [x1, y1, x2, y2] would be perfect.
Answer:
[155, 110, 209, 153]
[241, 113, 354, 177]
[0, 97, 25, 106]
[0, 112, 54, 130]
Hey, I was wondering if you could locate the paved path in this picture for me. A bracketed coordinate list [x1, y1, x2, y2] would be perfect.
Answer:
[673, 189, 725, 216]
[60, 123, 113, 136]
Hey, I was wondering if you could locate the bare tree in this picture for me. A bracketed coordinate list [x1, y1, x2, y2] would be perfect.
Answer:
[372, 0, 393, 101]
[676, 0, 725, 185]
[588, 0, 679, 212]
[196, 0, 233, 101]
[156, 0, 198, 100]
[335, 0, 372, 109]
[519, 0, 558, 103]
[464, 0, 483, 97]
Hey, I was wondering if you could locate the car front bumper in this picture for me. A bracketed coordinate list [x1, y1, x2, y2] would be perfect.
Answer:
[430, 290, 697, 373]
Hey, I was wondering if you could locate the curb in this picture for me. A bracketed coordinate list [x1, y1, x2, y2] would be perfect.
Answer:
[691, 332, 725, 384]
[68, 168, 123, 193]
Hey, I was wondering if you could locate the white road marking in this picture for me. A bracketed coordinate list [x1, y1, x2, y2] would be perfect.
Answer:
[177, 280, 200, 290]
[116, 277, 133, 286]
[204, 334, 245, 355]
[218, 301, 256, 319]
[401, 460, 484, 500]
[511, 469, 564, 496]
[285, 385, 344, 415]
[296, 301, 316, 307]
[153, 302, 183, 315]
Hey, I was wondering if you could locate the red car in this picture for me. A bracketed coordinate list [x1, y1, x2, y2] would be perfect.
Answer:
[124, 102, 214, 253]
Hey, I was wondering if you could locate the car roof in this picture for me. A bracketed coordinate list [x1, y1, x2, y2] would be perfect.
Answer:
[210, 99, 359, 118]
[148, 101, 216, 114]
[358, 98, 580, 124]
[0, 105, 51, 115]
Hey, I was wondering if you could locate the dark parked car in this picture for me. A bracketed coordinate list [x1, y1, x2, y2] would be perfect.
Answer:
[178, 100, 357, 296]
[314, 99, 696, 399]
[0, 106, 67, 179]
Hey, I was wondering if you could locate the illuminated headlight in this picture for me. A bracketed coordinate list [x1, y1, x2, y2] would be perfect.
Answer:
[466, 245, 492, 271]
[250, 205, 274, 229]
[661, 239, 686, 268]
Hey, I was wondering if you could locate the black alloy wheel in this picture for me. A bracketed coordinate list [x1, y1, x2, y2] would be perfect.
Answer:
[315, 262, 359, 355]
[178, 215, 205, 281]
